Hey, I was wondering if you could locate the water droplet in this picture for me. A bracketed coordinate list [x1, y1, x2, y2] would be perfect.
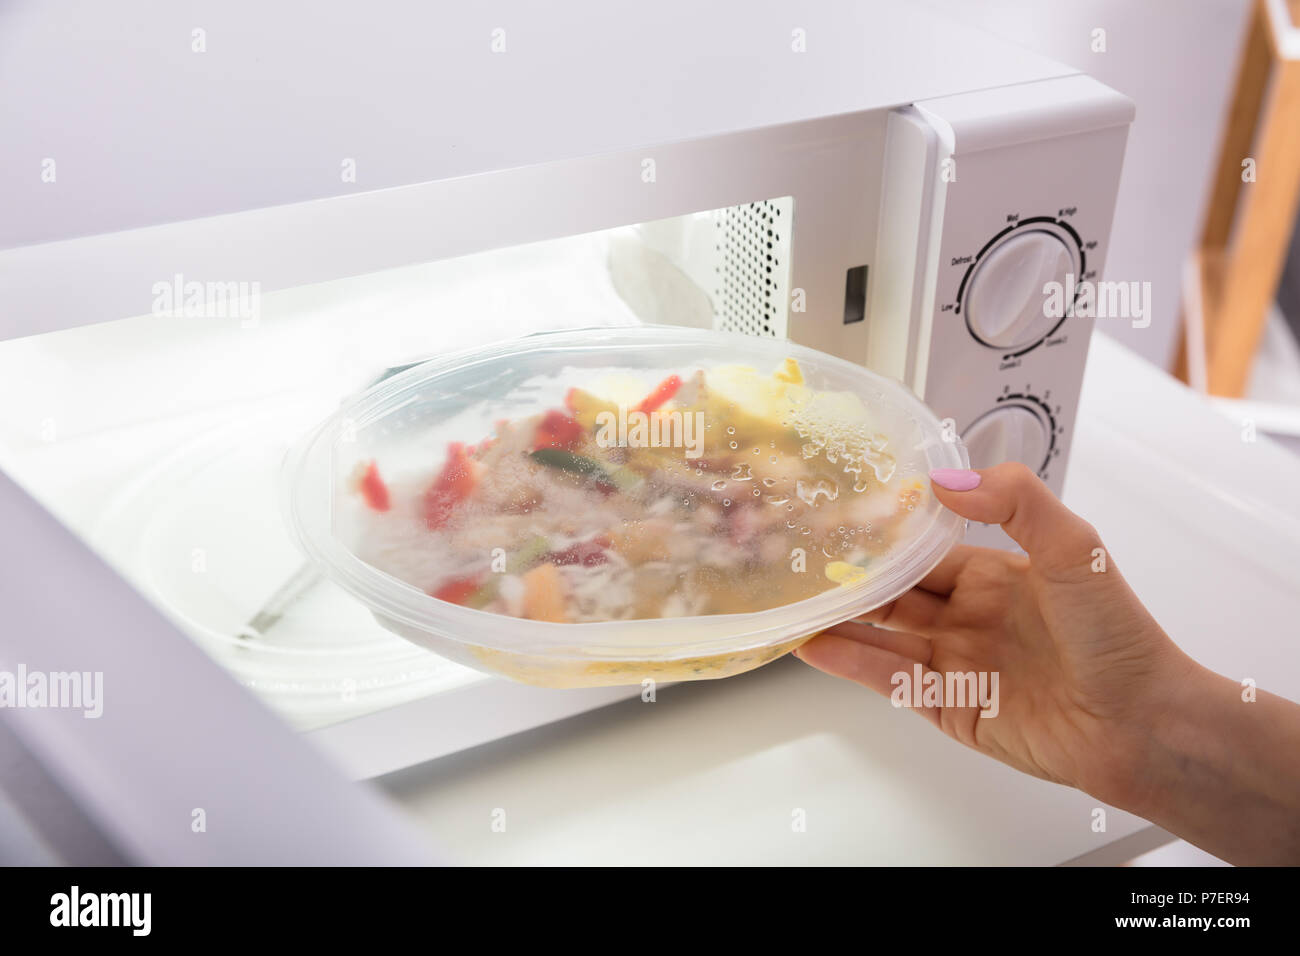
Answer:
[725, 426, 736, 435]
[853, 479, 869, 493]
[722, 498, 731, 507]
[762, 477, 777, 487]
[872, 458, 897, 483]
[711, 479, 728, 491]
[799, 526, 811, 535]
[729, 441, 738, 450]
[763, 494, 790, 506]
[796, 478, 840, 506]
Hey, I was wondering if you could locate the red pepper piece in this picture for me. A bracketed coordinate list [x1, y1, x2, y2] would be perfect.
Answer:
[423, 442, 478, 530]
[431, 574, 483, 605]
[636, 374, 682, 414]
[533, 409, 584, 451]
[357, 460, 391, 512]
[466, 436, 496, 456]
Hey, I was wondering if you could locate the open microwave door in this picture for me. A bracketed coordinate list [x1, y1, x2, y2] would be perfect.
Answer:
[0, 472, 435, 863]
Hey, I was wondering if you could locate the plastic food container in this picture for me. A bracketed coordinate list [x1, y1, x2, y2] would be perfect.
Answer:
[283, 326, 968, 688]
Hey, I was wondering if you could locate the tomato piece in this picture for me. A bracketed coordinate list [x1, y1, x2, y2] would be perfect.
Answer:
[355, 460, 391, 512]
[636, 374, 682, 414]
[423, 442, 479, 530]
[431, 574, 483, 606]
[533, 409, 584, 451]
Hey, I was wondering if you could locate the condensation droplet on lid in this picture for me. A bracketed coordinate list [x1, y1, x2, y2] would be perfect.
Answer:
[796, 478, 840, 506]
[729, 441, 738, 450]
[711, 479, 728, 491]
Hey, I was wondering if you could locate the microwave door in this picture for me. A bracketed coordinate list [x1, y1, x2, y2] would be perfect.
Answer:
[0, 470, 434, 865]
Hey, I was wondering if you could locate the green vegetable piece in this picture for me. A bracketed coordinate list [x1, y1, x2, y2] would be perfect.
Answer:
[529, 448, 617, 488]
[604, 464, 643, 492]
[506, 535, 550, 574]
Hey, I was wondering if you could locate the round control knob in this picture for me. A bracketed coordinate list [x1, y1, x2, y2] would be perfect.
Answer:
[965, 231, 1075, 349]
[962, 405, 1050, 472]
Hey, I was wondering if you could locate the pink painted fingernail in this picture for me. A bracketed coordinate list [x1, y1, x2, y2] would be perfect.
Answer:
[929, 468, 982, 492]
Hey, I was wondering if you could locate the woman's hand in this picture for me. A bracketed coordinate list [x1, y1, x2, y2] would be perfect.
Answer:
[795, 463, 1300, 865]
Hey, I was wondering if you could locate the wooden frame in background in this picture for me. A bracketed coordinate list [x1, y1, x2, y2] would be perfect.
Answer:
[1176, 0, 1300, 396]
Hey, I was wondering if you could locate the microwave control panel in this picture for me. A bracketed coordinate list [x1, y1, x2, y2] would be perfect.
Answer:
[901, 77, 1134, 511]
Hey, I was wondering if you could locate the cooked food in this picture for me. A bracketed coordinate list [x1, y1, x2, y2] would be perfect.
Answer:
[345, 358, 927, 624]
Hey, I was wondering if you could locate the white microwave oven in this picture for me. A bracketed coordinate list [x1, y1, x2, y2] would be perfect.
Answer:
[0, 2, 1132, 860]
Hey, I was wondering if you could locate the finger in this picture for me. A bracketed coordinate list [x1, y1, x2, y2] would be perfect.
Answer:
[854, 587, 947, 634]
[825, 619, 933, 666]
[914, 544, 981, 596]
[795, 634, 941, 729]
[928, 462, 1103, 576]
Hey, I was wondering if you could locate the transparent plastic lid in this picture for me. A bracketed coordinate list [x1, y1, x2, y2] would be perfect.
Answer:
[283, 326, 968, 685]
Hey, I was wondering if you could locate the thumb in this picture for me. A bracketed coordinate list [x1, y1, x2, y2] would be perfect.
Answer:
[928, 462, 1103, 574]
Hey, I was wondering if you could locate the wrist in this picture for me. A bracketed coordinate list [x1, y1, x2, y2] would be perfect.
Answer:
[1077, 642, 1207, 815]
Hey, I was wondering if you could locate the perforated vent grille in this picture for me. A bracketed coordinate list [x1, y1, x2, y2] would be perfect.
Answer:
[713, 198, 791, 338]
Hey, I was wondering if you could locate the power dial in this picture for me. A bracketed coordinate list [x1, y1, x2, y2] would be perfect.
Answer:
[964, 230, 1076, 350]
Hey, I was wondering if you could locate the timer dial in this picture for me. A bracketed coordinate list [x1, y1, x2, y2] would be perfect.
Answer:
[962, 405, 1051, 473]
[964, 230, 1076, 349]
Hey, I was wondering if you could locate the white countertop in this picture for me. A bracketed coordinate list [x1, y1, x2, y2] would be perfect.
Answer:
[380, 332, 1300, 864]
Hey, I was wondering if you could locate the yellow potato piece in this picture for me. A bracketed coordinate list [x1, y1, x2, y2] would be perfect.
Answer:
[774, 357, 804, 385]
[825, 561, 869, 586]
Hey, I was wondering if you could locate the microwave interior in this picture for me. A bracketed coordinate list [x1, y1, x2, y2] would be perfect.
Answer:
[0, 196, 811, 733]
